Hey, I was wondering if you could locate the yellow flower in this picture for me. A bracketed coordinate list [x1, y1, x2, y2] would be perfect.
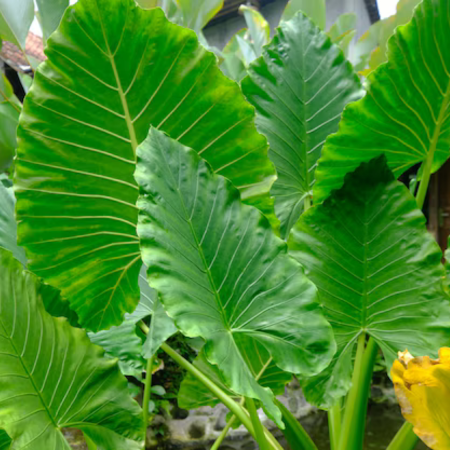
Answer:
[391, 348, 450, 450]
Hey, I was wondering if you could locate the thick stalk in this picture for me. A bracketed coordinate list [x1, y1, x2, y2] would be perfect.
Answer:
[246, 397, 272, 450]
[415, 160, 432, 210]
[338, 335, 378, 450]
[328, 401, 342, 450]
[304, 194, 311, 211]
[211, 415, 237, 450]
[386, 422, 418, 450]
[142, 355, 154, 429]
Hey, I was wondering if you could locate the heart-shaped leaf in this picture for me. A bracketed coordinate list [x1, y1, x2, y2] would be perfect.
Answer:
[0, 248, 143, 449]
[242, 13, 362, 238]
[314, 0, 450, 204]
[136, 128, 335, 425]
[289, 156, 450, 408]
[14, 0, 272, 331]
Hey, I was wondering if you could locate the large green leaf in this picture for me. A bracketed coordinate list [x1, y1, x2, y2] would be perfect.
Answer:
[14, 0, 273, 332]
[289, 157, 450, 408]
[136, 128, 334, 426]
[315, 0, 450, 204]
[0, 249, 143, 449]
[36, 0, 69, 42]
[242, 13, 362, 238]
[0, 0, 34, 49]
[178, 340, 292, 410]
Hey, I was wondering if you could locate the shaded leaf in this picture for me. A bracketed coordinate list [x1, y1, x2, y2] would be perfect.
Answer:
[0, 430, 10, 450]
[289, 157, 450, 408]
[179, 339, 292, 410]
[176, 0, 223, 33]
[0, 0, 34, 49]
[136, 128, 334, 426]
[315, 0, 450, 203]
[242, 13, 362, 238]
[15, 0, 273, 331]
[0, 248, 143, 449]
[239, 5, 270, 57]
[36, 0, 69, 42]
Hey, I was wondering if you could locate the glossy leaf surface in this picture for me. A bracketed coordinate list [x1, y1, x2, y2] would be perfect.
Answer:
[315, 0, 450, 204]
[179, 341, 292, 409]
[0, 249, 143, 449]
[289, 157, 450, 408]
[15, 0, 272, 331]
[136, 129, 334, 425]
[242, 13, 362, 238]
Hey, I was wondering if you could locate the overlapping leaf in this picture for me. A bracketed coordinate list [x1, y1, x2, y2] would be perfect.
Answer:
[179, 340, 292, 410]
[0, 249, 143, 449]
[136, 129, 334, 425]
[242, 13, 362, 238]
[289, 157, 450, 408]
[315, 0, 450, 204]
[0, 0, 34, 49]
[14, 0, 273, 331]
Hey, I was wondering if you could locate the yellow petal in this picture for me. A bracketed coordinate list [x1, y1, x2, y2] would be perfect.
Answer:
[391, 348, 450, 450]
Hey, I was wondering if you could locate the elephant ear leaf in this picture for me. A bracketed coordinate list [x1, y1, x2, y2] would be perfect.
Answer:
[314, 0, 450, 204]
[0, 248, 143, 450]
[135, 128, 335, 427]
[289, 156, 450, 408]
[178, 339, 292, 410]
[14, 0, 272, 332]
[242, 13, 362, 238]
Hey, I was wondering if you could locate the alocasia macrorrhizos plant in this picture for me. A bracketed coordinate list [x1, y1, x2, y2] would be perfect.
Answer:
[1, 0, 450, 449]
[14, 0, 273, 332]
[242, 12, 363, 238]
[135, 128, 335, 426]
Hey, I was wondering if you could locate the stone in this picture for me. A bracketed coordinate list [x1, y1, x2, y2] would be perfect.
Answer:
[188, 420, 206, 439]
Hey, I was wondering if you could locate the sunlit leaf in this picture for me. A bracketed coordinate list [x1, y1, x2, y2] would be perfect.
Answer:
[136, 129, 334, 426]
[15, 0, 272, 331]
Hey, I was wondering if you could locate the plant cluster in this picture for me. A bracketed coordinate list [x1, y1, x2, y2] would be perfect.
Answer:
[1, 0, 450, 450]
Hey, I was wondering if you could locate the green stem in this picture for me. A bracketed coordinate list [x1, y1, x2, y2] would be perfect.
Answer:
[415, 160, 432, 210]
[386, 422, 418, 450]
[142, 355, 154, 430]
[84, 434, 97, 450]
[246, 397, 271, 450]
[328, 401, 341, 450]
[304, 194, 311, 211]
[338, 335, 378, 450]
[160, 343, 257, 439]
[211, 415, 237, 450]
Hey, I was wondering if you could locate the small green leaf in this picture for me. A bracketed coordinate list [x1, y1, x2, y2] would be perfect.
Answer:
[242, 13, 362, 238]
[239, 5, 270, 57]
[315, 0, 450, 204]
[136, 128, 335, 426]
[0, 249, 144, 449]
[289, 157, 450, 408]
[150, 385, 166, 396]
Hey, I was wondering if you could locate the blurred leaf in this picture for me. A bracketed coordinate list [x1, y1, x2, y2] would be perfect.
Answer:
[220, 29, 247, 81]
[328, 13, 357, 56]
[176, 0, 223, 33]
[281, 0, 326, 29]
[36, 0, 69, 42]
[0, 430, 10, 450]
[239, 5, 270, 57]
[352, 20, 382, 71]
[0, 0, 34, 49]
[151, 385, 166, 396]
